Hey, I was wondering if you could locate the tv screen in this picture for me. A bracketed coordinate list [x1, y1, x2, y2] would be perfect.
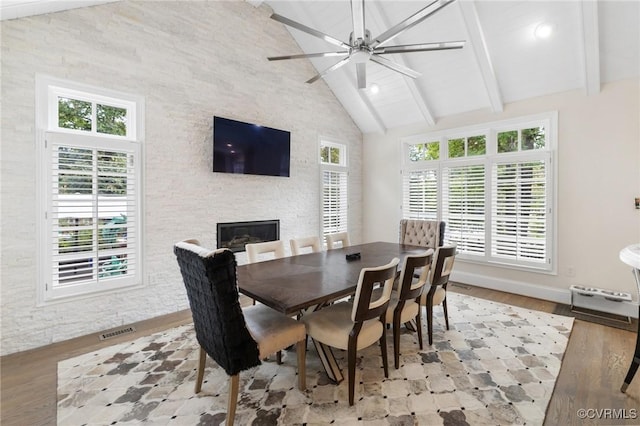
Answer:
[213, 116, 291, 177]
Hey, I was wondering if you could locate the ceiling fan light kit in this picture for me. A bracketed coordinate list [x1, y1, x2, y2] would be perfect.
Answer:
[268, 0, 466, 89]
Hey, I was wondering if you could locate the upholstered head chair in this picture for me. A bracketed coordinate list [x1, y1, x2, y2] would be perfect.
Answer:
[290, 236, 322, 256]
[399, 219, 446, 249]
[326, 231, 351, 250]
[302, 257, 399, 405]
[174, 240, 306, 424]
[420, 245, 457, 345]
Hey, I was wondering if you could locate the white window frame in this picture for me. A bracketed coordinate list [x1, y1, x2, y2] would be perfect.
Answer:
[36, 75, 145, 304]
[319, 138, 348, 241]
[401, 112, 557, 274]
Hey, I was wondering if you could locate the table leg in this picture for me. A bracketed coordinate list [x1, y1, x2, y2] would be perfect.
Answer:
[621, 268, 640, 393]
[621, 301, 640, 392]
[311, 338, 344, 384]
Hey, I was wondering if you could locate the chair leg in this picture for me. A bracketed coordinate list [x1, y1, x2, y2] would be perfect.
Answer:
[227, 374, 239, 425]
[442, 297, 450, 330]
[297, 339, 306, 390]
[415, 311, 424, 350]
[380, 318, 389, 378]
[426, 297, 434, 346]
[276, 350, 282, 365]
[393, 315, 401, 370]
[347, 337, 358, 406]
[195, 346, 206, 393]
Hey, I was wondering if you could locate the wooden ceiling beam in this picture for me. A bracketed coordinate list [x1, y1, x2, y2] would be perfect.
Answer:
[367, 1, 436, 127]
[457, 0, 503, 113]
[580, 0, 601, 95]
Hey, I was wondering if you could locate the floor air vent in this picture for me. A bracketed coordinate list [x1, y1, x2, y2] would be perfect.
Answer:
[99, 326, 136, 341]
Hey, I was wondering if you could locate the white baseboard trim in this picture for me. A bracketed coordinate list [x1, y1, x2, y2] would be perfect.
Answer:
[450, 271, 639, 319]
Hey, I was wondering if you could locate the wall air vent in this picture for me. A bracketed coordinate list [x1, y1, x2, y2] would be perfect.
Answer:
[99, 326, 136, 341]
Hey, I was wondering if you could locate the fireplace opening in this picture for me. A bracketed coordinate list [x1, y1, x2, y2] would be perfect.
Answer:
[217, 220, 280, 253]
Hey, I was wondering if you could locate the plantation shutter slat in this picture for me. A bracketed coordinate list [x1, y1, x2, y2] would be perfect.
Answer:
[491, 159, 547, 265]
[442, 164, 485, 255]
[322, 170, 348, 236]
[402, 169, 438, 220]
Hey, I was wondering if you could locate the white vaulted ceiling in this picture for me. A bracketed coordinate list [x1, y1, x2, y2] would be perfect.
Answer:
[264, 0, 640, 133]
[2, 0, 639, 134]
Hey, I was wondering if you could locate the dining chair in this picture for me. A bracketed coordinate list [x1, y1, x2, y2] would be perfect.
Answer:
[245, 240, 286, 263]
[381, 250, 434, 369]
[421, 245, 457, 345]
[326, 231, 351, 250]
[399, 219, 445, 249]
[302, 257, 399, 405]
[290, 236, 322, 256]
[245, 239, 288, 362]
[173, 240, 306, 425]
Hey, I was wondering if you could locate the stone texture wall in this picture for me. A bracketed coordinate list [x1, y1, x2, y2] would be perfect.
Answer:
[0, 0, 362, 355]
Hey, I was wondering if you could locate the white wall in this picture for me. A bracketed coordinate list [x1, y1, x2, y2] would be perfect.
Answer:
[363, 79, 640, 307]
[0, 1, 362, 355]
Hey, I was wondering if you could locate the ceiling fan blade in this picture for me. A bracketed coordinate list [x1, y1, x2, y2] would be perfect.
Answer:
[356, 62, 366, 89]
[306, 56, 353, 84]
[370, 0, 457, 48]
[351, 0, 366, 41]
[374, 40, 465, 55]
[370, 55, 421, 79]
[271, 13, 351, 50]
[268, 51, 350, 61]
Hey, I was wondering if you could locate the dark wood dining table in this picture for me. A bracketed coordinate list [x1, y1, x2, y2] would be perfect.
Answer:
[236, 241, 428, 382]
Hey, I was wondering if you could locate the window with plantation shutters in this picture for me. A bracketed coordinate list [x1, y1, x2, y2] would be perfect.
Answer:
[320, 140, 348, 239]
[38, 76, 143, 301]
[401, 112, 556, 273]
[442, 163, 486, 255]
[322, 170, 348, 235]
[402, 169, 438, 220]
[491, 157, 549, 267]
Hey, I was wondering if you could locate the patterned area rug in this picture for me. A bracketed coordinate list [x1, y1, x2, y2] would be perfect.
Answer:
[58, 293, 573, 425]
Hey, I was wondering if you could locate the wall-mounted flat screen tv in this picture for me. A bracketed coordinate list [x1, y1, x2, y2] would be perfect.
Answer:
[213, 116, 291, 177]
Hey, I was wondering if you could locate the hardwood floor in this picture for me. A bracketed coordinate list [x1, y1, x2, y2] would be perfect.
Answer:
[1, 288, 638, 425]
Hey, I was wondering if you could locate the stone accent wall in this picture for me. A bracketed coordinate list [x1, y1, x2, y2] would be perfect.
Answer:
[0, 1, 362, 355]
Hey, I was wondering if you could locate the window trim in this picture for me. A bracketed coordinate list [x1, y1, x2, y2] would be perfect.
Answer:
[36, 75, 145, 305]
[401, 111, 557, 274]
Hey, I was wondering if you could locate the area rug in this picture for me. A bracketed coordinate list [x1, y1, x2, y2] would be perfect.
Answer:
[57, 293, 574, 425]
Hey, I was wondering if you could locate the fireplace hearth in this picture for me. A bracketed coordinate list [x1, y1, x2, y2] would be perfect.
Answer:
[217, 220, 280, 253]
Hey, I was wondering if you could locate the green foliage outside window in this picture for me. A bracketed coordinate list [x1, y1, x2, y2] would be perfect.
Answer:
[58, 98, 92, 131]
[448, 138, 465, 158]
[97, 105, 127, 136]
[522, 127, 545, 150]
[409, 141, 439, 161]
[467, 135, 486, 156]
[320, 145, 342, 165]
[448, 135, 486, 158]
[498, 127, 545, 153]
[58, 97, 127, 137]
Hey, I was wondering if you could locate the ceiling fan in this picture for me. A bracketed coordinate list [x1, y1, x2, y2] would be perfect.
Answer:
[267, 0, 465, 89]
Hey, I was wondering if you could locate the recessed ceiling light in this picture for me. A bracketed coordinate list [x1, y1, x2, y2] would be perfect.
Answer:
[534, 23, 553, 39]
[369, 83, 380, 94]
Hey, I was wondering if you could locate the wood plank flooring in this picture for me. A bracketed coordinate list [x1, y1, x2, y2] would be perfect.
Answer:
[1, 287, 639, 426]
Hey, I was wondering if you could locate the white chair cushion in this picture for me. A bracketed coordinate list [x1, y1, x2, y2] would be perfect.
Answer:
[302, 302, 383, 351]
[244, 304, 306, 359]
